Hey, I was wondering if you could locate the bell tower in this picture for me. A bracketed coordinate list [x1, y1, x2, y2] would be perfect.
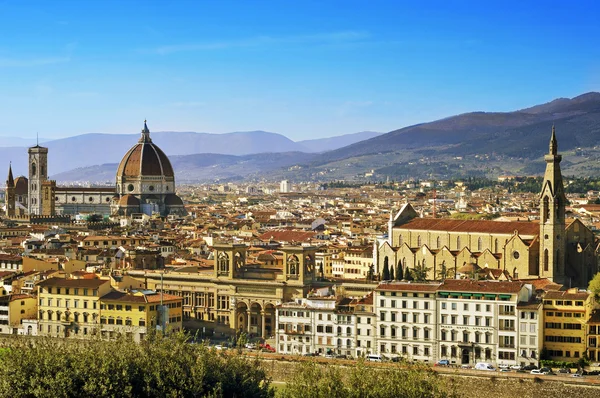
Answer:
[28, 143, 48, 215]
[539, 126, 566, 283]
[5, 163, 15, 218]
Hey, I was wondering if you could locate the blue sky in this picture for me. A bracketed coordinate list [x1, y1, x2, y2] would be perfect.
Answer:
[0, 0, 598, 141]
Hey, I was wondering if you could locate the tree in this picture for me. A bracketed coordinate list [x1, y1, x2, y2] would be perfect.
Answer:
[405, 268, 414, 281]
[281, 360, 459, 398]
[382, 257, 390, 281]
[390, 266, 395, 281]
[589, 272, 600, 299]
[0, 333, 274, 398]
[413, 260, 431, 282]
[396, 262, 403, 281]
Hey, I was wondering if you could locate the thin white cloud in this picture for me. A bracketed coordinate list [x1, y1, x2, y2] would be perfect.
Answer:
[148, 31, 370, 55]
[0, 56, 70, 67]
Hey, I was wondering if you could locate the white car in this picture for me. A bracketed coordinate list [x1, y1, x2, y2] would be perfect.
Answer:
[510, 365, 522, 371]
[571, 373, 583, 378]
[530, 369, 542, 375]
[498, 364, 510, 370]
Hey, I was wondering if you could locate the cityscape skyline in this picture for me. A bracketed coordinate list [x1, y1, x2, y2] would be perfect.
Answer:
[0, 1, 598, 140]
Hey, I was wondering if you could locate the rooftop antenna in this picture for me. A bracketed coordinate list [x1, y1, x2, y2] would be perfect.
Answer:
[37, 132, 39, 146]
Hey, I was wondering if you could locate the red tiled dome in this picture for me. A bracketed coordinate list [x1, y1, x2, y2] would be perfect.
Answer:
[116, 122, 174, 178]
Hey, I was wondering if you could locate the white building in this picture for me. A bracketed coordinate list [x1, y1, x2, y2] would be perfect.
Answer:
[354, 293, 376, 357]
[516, 298, 543, 367]
[374, 282, 439, 362]
[276, 296, 356, 356]
[280, 180, 290, 193]
[436, 280, 531, 367]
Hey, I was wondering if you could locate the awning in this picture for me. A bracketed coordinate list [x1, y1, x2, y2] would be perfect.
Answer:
[484, 294, 496, 298]
[449, 293, 461, 297]
[462, 293, 472, 297]
[439, 292, 449, 297]
[499, 294, 512, 299]
[473, 293, 483, 297]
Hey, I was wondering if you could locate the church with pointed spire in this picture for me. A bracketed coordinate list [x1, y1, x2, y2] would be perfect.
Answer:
[4, 121, 186, 218]
[376, 126, 598, 288]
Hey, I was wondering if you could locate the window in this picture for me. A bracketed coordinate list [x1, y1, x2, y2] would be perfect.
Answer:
[463, 303, 469, 311]
[441, 302, 446, 309]
[451, 303, 457, 310]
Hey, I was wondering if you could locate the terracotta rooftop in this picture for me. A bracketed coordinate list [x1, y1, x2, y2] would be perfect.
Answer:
[438, 279, 524, 294]
[38, 277, 108, 289]
[396, 218, 539, 236]
[376, 282, 441, 292]
[258, 230, 316, 243]
[544, 290, 591, 301]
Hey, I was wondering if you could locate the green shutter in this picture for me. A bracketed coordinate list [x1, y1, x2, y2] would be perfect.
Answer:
[498, 294, 512, 300]
[473, 293, 483, 297]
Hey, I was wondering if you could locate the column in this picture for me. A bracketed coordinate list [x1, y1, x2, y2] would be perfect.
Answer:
[261, 311, 266, 338]
[247, 310, 252, 335]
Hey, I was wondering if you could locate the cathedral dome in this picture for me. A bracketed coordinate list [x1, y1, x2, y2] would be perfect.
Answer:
[116, 122, 174, 178]
[14, 176, 28, 195]
[164, 193, 184, 206]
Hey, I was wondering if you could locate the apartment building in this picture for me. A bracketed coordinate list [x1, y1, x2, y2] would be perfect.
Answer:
[588, 309, 600, 362]
[0, 293, 37, 334]
[38, 278, 112, 337]
[375, 282, 439, 362]
[99, 289, 183, 342]
[436, 280, 530, 367]
[516, 298, 543, 367]
[354, 293, 376, 357]
[542, 288, 594, 361]
[276, 295, 356, 356]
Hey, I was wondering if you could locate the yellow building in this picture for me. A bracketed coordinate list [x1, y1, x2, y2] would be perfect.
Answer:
[37, 278, 112, 337]
[99, 290, 183, 342]
[0, 293, 37, 334]
[588, 309, 600, 362]
[542, 288, 594, 361]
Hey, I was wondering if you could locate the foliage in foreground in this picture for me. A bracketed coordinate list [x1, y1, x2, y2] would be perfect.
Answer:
[0, 333, 273, 398]
[279, 360, 460, 398]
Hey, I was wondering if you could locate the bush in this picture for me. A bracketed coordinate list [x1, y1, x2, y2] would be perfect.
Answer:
[0, 333, 273, 398]
[280, 360, 459, 398]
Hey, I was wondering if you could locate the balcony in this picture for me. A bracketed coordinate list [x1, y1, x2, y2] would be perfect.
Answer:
[499, 326, 515, 331]
[499, 343, 515, 349]
[499, 311, 515, 316]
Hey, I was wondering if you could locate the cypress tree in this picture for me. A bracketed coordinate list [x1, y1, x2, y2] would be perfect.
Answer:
[405, 268, 413, 281]
[390, 266, 395, 281]
[396, 263, 403, 280]
[382, 258, 390, 281]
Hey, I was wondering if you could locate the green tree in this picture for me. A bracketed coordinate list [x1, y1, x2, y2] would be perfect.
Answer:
[413, 260, 431, 282]
[396, 262, 403, 281]
[0, 333, 273, 398]
[390, 266, 395, 281]
[589, 272, 600, 299]
[382, 257, 390, 281]
[405, 268, 414, 281]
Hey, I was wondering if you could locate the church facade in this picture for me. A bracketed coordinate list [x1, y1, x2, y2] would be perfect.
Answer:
[5, 122, 186, 218]
[376, 127, 598, 288]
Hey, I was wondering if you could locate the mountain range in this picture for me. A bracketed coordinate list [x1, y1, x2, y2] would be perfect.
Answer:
[0, 130, 381, 178]
[4, 92, 600, 183]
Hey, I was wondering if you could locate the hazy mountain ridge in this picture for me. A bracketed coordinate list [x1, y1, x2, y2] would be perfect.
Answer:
[51, 152, 317, 183]
[0, 130, 377, 177]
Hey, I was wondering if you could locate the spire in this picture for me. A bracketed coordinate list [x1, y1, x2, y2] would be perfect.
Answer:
[140, 120, 152, 143]
[549, 125, 557, 155]
[6, 162, 14, 187]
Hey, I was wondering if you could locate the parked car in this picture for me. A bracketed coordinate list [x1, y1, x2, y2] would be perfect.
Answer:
[498, 364, 510, 370]
[245, 343, 256, 349]
[523, 364, 538, 371]
[530, 369, 542, 375]
[572, 373, 584, 378]
[540, 367, 554, 375]
[510, 365, 523, 371]
[499, 368, 510, 372]
[474, 362, 495, 371]
[435, 359, 450, 366]
[558, 368, 571, 374]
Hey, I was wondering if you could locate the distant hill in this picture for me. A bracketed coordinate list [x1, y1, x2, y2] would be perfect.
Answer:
[51, 152, 317, 183]
[311, 92, 600, 164]
[0, 129, 378, 177]
[298, 131, 382, 152]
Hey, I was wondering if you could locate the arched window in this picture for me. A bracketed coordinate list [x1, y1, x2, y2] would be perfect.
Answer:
[436, 236, 441, 248]
[543, 196, 550, 223]
[457, 236, 461, 249]
[494, 239, 499, 253]
[543, 249, 549, 272]
[477, 237, 482, 252]
[399, 235, 403, 246]
[288, 255, 299, 275]
[417, 235, 422, 247]
[31, 163, 36, 177]
[217, 253, 229, 275]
